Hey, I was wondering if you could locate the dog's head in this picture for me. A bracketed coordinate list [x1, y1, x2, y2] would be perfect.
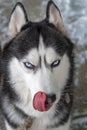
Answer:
[2, 1, 73, 116]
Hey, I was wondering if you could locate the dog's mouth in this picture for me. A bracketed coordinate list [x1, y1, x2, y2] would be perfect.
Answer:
[33, 92, 56, 112]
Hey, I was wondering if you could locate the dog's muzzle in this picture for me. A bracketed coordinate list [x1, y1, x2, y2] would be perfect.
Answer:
[33, 92, 56, 112]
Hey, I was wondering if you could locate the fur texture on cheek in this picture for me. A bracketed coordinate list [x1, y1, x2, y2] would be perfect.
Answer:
[54, 54, 70, 89]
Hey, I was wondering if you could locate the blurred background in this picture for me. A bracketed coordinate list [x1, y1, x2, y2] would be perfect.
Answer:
[0, 0, 87, 130]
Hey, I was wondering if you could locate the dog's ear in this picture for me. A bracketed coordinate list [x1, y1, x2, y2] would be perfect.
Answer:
[46, 0, 67, 35]
[8, 2, 28, 38]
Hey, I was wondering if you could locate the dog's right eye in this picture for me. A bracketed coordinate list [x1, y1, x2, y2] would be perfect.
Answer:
[23, 62, 35, 69]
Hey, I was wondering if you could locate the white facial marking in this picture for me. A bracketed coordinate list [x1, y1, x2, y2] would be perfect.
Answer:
[22, 49, 39, 66]
[9, 58, 31, 105]
[46, 47, 61, 65]
[54, 54, 70, 90]
[39, 36, 46, 57]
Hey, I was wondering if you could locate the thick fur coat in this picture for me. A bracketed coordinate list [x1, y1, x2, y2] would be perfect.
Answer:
[1, 1, 74, 130]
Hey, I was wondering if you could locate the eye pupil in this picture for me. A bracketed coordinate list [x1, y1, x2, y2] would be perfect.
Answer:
[51, 60, 60, 68]
[24, 62, 35, 69]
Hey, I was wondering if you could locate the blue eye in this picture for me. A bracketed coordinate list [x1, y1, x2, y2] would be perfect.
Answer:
[51, 60, 60, 68]
[23, 62, 35, 69]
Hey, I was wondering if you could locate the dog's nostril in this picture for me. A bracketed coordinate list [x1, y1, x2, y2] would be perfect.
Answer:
[46, 94, 56, 104]
[44, 94, 56, 111]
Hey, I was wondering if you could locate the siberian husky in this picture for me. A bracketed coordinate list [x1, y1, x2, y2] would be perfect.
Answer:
[1, 0, 74, 130]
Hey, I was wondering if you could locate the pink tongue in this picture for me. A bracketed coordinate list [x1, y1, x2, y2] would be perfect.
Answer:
[33, 92, 47, 112]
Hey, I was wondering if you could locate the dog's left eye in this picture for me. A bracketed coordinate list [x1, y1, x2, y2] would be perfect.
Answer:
[51, 60, 60, 68]
[23, 62, 35, 69]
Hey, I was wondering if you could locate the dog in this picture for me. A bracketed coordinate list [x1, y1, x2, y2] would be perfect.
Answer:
[0, 0, 74, 130]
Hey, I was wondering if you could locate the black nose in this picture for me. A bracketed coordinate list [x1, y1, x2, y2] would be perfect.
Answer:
[45, 94, 56, 104]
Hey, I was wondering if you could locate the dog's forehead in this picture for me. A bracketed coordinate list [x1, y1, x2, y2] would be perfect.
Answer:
[22, 36, 60, 65]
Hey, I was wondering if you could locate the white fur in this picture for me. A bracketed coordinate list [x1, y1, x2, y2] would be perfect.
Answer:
[5, 121, 15, 130]
[29, 118, 70, 130]
[22, 49, 39, 67]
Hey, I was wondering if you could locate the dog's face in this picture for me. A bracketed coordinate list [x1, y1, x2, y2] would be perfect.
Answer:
[2, 1, 72, 117]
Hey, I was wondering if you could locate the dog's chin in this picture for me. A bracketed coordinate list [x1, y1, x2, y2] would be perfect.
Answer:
[32, 104, 55, 119]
